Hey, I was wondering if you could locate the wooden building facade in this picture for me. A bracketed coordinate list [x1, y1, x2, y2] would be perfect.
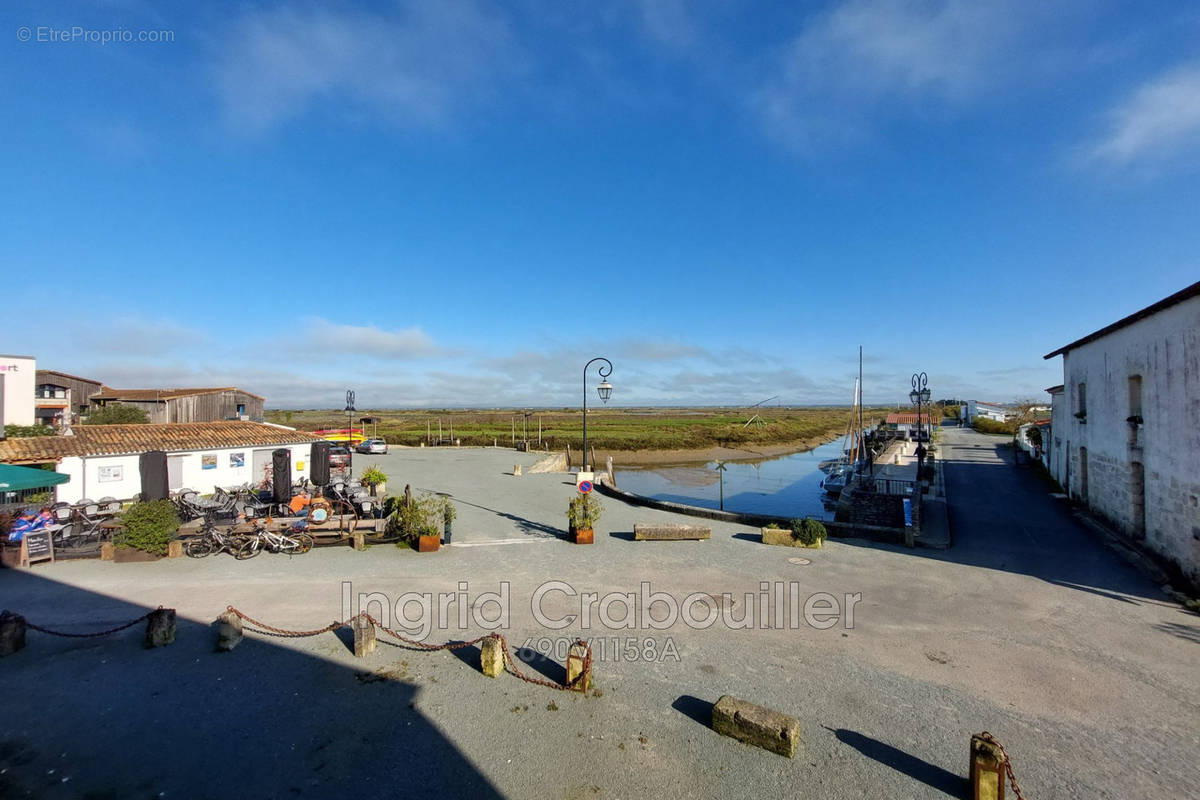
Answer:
[90, 387, 266, 424]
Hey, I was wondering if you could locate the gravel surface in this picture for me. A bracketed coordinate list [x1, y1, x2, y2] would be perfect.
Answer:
[2, 437, 1197, 798]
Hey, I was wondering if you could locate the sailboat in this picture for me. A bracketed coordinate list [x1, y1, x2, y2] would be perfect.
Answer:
[816, 379, 864, 496]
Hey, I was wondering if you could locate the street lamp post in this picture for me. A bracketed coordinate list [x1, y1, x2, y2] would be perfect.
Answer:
[344, 389, 356, 474]
[908, 373, 930, 478]
[582, 357, 613, 472]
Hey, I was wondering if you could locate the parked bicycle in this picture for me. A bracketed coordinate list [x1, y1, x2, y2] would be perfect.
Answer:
[237, 521, 314, 558]
[184, 518, 255, 559]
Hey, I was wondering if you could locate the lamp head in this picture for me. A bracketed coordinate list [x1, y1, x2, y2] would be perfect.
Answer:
[597, 380, 613, 404]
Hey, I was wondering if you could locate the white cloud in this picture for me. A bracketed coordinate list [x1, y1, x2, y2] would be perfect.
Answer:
[755, 0, 1034, 149]
[213, 1, 523, 134]
[1087, 61, 1200, 166]
[299, 318, 439, 359]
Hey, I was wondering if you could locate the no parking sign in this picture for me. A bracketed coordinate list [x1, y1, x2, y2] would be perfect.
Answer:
[578, 480, 593, 494]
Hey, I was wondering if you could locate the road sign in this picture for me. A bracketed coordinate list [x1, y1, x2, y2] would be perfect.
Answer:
[578, 480, 593, 494]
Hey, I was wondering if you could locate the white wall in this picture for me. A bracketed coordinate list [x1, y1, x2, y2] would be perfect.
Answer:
[55, 443, 313, 504]
[0, 356, 36, 427]
[1049, 294, 1200, 584]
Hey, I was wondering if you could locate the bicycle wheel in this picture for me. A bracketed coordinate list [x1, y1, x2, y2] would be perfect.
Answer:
[184, 538, 214, 558]
[292, 533, 314, 554]
[233, 536, 261, 560]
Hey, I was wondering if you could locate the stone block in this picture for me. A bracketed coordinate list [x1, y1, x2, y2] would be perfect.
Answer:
[633, 523, 711, 541]
[167, 540, 183, 559]
[480, 635, 505, 677]
[215, 611, 243, 652]
[100, 542, 115, 561]
[0, 611, 27, 657]
[711, 695, 802, 758]
[351, 532, 365, 551]
[513, 464, 522, 476]
[353, 615, 376, 657]
[144, 608, 177, 648]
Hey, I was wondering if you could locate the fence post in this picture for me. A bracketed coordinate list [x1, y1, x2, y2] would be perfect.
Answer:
[145, 608, 176, 648]
[0, 611, 27, 656]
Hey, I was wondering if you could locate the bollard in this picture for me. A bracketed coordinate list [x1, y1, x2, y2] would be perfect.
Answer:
[566, 641, 593, 693]
[513, 464, 522, 476]
[167, 540, 184, 559]
[215, 611, 243, 652]
[100, 542, 115, 561]
[0, 611, 27, 656]
[145, 608, 177, 648]
[351, 531, 365, 551]
[712, 695, 802, 758]
[353, 615, 376, 657]
[970, 734, 1007, 800]
[480, 635, 505, 677]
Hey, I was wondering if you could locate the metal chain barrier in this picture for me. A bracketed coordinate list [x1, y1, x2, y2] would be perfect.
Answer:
[977, 731, 1028, 800]
[224, 606, 592, 692]
[22, 607, 160, 639]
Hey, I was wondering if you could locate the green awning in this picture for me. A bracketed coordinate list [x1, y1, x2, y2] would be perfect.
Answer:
[0, 463, 70, 492]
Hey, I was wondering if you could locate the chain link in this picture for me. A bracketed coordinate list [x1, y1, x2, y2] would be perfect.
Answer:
[20, 607, 160, 639]
[978, 731, 1027, 800]
[223, 606, 593, 693]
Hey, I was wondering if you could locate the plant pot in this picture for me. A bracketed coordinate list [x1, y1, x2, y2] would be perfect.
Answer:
[573, 527, 594, 545]
[761, 528, 822, 548]
[113, 547, 164, 563]
[370, 482, 385, 497]
[417, 534, 441, 553]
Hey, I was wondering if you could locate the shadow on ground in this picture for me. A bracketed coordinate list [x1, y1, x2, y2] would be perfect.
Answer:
[828, 727, 964, 798]
[0, 566, 504, 799]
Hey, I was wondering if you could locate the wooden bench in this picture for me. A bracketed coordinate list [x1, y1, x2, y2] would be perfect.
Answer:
[633, 523, 711, 541]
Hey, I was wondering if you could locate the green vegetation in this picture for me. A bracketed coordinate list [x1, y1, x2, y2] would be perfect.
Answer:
[3, 424, 56, 437]
[789, 517, 827, 546]
[116, 500, 179, 555]
[265, 407, 892, 452]
[387, 492, 444, 543]
[973, 417, 1016, 435]
[360, 465, 388, 487]
[84, 404, 150, 425]
[567, 493, 603, 530]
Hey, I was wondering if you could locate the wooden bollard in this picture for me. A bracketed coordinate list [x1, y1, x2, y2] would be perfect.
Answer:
[167, 540, 183, 559]
[100, 542, 115, 561]
[513, 464, 522, 476]
[215, 611, 243, 652]
[566, 641, 593, 692]
[480, 635, 505, 677]
[970, 734, 1007, 800]
[144, 608, 176, 648]
[353, 615, 376, 657]
[351, 532, 365, 551]
[0, 611, 27, 656]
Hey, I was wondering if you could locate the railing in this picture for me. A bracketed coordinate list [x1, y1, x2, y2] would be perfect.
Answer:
[856, 476, 916, 496]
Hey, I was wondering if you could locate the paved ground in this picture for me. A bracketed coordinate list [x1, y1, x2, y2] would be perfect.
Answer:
[2, 441, 1198, 798]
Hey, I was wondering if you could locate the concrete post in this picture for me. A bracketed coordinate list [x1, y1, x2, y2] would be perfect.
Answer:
[969, 734, 1007, 800]
[480, 635, 505, 677]
[144, 608, 176, 648]
[353, 615, 376, 657]
[215, 611, 244, 651]
[0, 611, 27, 656]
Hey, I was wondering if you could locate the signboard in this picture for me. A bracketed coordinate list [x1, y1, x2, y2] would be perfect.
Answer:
[20, 529, 54, 567]
[98, 465, 123, 482]
[578, 480, 593, 494]
[201, 454, 217, 470]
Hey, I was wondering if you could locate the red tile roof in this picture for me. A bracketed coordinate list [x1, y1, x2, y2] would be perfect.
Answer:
[0, 422, 317, 464]
[91, 387, 266, 402]
[885, 412, 937, 425]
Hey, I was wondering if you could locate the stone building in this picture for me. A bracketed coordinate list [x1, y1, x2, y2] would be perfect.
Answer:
[1043, 280, 1200, 586]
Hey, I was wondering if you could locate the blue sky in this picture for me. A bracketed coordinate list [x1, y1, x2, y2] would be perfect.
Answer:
[3, 1, 1198, 409]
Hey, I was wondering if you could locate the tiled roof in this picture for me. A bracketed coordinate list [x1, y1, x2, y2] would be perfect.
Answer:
[0, 422, 317, 464]
[885, 412, 936, 425]
[92, 387, 266, 402]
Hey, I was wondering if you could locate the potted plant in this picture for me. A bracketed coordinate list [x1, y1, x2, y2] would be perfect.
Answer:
[114, 500, 180, 562]
[567, 494, 602, 544]
[388, 492, 443, 552]
[360, 465, 388, 497]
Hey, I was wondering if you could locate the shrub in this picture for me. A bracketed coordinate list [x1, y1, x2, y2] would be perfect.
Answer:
[973, 417, 1016, 435]
[116, 500, 179, 555]
[387, 492, 443, 543]
[4, 424, 56, 437]
[789, 517, 827, 546]
[84, 404, 150, 425]
[567, 494, 603, 530]
[360, 465, 387, 487]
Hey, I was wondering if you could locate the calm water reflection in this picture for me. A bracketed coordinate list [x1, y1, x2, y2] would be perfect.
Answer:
[614, 435, 850, 519]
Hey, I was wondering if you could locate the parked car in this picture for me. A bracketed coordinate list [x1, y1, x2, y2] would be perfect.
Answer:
[329, 445, 351, 469]
[356, 438, 388, 454]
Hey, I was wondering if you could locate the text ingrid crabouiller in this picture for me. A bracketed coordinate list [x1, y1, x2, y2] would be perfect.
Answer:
[341, 581, 862, 641]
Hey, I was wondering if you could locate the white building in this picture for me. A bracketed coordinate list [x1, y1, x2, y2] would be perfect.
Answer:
[1044, 280, 1200, 587]
[0, 421, 318, 503]
[964, 400, 1015, 424]
[0, 354, 36, 428]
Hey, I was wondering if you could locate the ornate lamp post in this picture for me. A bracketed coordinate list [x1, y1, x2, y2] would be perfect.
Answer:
[908, 373, 930, 477]
[582, 357, 613, 472]
[344, 390, 356, 472]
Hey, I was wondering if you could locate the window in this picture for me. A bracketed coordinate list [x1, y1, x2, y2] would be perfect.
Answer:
[1077, 382, 1087, 416]
[1128, 375, 1142, 418]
